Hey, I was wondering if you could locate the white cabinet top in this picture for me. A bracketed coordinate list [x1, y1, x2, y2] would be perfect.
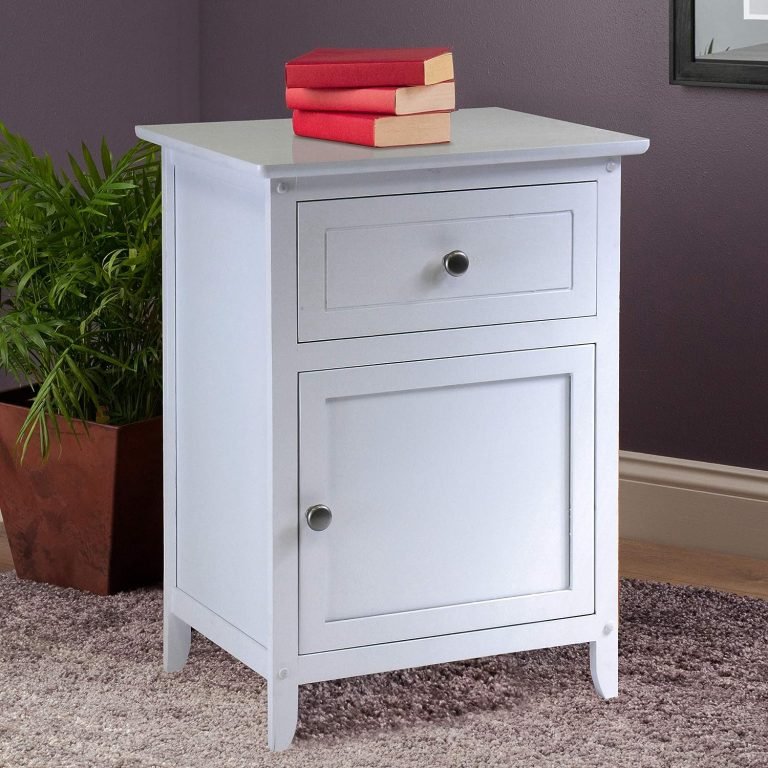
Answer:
[136, 107, 649, 178]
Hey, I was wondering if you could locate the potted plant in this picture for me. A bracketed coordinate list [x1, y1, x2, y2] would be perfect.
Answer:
[0, 124, 163, 595]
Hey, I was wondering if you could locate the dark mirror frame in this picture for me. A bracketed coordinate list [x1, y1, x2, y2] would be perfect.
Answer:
[671, 0, 768, 89]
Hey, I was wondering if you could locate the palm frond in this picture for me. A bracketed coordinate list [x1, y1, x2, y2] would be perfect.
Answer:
[0, 123, 162, 460]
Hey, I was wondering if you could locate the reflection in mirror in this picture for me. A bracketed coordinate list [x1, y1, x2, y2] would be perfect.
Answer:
[696, 0, 768, 61]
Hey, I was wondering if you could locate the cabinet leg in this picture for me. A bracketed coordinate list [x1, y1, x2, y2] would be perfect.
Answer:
[267, 678, 299, 751]
[164, 611, 191, 673]
[590, 630, 618, 699]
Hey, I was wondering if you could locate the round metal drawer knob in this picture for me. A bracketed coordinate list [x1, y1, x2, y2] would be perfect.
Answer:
[306, 504, 333, 531]
[443, 250, 470, 277]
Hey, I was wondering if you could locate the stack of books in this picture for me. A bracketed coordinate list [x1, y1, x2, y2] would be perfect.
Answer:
[285, 47, 455, 147]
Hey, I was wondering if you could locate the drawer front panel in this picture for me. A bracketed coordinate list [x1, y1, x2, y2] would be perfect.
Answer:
[298, 183, 597, 341]
[298, 345, 595, 654]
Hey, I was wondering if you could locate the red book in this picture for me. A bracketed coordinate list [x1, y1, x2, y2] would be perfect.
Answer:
[292, 110, 451, 148]
[286, 81, 455, 115]
[285, 47, 453, 88]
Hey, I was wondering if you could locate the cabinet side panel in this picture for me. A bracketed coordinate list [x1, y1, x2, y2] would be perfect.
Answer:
[173, 157, 269, 646]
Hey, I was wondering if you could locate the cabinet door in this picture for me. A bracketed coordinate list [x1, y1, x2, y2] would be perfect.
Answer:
[298, 346, 594, 654]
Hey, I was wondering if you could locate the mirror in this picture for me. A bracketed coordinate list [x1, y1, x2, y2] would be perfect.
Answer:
[671, 0, 768, 88]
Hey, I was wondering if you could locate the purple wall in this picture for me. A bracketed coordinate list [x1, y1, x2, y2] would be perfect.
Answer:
[2, 2, 766, 469]
[0, 0, 200, 164]
[200, 0, 768, 470]
[0, 0, 200, 390]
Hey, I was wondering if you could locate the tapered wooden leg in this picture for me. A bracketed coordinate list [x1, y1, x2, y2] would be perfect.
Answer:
[590, 629, 618, 699]
[164, 611, 192, 673]
[267, 678, 299, 751]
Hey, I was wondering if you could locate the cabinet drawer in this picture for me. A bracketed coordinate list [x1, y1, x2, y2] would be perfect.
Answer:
[298, 183, 597, 342]
[298, 345, 595, 654]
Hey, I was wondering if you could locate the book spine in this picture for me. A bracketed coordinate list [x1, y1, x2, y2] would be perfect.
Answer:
[285, 61, 425, 88]
[286, 87, 396, 114]
[292, 110, 377, 146]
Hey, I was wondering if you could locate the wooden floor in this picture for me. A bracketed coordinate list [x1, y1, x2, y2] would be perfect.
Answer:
[1, 525, 767, 598]
[620, 538, 768, 600]
[0, 524, 13, 573]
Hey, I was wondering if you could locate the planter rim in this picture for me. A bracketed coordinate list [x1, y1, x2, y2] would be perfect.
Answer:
[0, 388, 162, 432]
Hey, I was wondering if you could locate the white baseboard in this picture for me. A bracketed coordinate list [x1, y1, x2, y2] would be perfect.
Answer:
[619, 451, 768, 560]
[3, 450, 766, 560]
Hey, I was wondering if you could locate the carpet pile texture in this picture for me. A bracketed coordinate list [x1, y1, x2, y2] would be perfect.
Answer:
[1, 573, 766, 767]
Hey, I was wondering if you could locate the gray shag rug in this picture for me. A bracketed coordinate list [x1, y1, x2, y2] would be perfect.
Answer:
[1, 573, 767, 767]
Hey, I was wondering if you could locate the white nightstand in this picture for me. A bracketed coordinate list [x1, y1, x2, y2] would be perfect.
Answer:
[137, 108, 649, 751]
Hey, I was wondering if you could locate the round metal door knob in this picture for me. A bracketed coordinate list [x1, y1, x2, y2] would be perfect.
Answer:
[306, 504, 333, 531]
[443, 250, 470, 277]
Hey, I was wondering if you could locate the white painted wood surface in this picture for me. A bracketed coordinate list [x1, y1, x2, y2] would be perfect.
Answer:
[136, 107, 649, 178]
[173, 157, 271, 646]
[299, 612, 604, 684]
[298, 346, 595, 653]
[298, 183, 597, 341]
[590, 632, 619, 699]
[139, 110, 648, 751]
[160, 150, 191, 675]
[590, 161, 621, 708]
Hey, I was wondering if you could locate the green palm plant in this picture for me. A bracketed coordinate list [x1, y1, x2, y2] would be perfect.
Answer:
[0, 124, 162, 459]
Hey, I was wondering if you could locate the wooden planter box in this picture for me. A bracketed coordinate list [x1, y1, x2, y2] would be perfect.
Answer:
[0, 389, 162, 595]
